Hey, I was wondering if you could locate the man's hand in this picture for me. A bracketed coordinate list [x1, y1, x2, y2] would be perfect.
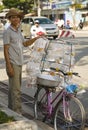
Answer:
[6, 63, 14, 77]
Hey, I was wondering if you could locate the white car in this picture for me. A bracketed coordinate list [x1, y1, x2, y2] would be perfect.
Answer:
[21, 16, 59, 39]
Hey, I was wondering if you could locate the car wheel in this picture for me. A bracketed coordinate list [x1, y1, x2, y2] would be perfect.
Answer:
[53, 36, 58, 40]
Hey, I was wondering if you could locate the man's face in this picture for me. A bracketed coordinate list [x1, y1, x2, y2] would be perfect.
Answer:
[35, 22, 39, 27]
[9, 15, 21, 27]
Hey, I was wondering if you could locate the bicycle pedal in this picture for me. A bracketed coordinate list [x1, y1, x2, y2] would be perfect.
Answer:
[65, 117, 72, 122]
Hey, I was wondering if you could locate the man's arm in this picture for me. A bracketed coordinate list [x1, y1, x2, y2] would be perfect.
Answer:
[23, 36, 40, 47]
[4, 44, 14, 77]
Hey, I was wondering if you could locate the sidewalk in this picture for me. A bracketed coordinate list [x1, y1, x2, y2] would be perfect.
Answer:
[83, 25, 88, 30]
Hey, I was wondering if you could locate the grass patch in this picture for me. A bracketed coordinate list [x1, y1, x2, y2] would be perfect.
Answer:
[0, 110, 15, 124]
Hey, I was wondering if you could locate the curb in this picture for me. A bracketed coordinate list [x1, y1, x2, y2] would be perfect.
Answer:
[0, 102, 39, 130]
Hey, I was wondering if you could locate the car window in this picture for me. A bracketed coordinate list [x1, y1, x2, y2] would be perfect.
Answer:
[22, 18, 29, 24]
[29, 18, 34, 23]
[34, 18, 53, 24]
[29, 18, 34, 25]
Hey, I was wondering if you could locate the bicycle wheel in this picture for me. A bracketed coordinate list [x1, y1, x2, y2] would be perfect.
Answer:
[34, 87, 48, 121]
[54, 96, 85, 130]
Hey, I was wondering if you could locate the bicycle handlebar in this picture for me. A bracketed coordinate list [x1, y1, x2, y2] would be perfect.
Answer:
[50, 67, 80, 77]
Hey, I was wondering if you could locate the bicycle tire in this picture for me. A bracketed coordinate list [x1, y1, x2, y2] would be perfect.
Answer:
[34, 87, 48, 121]
[54, 96, 85, 130]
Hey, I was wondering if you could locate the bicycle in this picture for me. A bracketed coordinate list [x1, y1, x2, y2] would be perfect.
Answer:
[34, 68, 85, 130]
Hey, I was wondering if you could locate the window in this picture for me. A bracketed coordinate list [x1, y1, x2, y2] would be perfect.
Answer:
[22, 18, 29, 24]
[34, 18, 53, 24]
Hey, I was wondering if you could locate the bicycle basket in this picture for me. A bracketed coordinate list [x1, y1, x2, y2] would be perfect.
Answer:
[37, 74, 61, 87]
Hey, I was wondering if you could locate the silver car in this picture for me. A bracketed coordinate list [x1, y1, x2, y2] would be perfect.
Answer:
[21, 16, 59, 39]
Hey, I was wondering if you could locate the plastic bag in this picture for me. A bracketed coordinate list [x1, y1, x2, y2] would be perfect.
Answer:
[26, 61, 41, 87]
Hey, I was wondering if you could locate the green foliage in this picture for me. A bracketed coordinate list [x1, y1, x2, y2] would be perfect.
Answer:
[2, 0, 34, 13]
[0, 110, 15, 124]
[0, 5, 5, 12]
[3, 0, 19, 8]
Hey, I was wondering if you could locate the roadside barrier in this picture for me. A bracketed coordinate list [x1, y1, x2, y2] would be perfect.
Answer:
[59, 30, 75, 38]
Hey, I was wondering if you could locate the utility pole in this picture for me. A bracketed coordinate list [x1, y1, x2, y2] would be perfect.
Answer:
[72, 0, 76, 30]
[38, 0, 41, 16]
[34, 0, 36, 9]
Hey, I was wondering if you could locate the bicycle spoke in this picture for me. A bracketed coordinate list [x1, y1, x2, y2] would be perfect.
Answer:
[54, 96, 85, 130]
[34, 87, 48, 121]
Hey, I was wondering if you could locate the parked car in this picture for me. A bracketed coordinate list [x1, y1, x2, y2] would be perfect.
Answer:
[21, 16, 59, 39]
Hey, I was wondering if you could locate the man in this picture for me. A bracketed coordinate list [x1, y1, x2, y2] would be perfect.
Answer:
[79, 20, 83, 29]
[3, 8, 40, 114]
[30, 20, 46, 38]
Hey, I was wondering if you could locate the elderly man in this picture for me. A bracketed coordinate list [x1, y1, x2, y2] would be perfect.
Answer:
[3, 8, 40, 114]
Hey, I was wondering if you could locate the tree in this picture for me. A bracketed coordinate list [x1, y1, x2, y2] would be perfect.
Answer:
[2, 0, 34, 14]
[0, 5, 5, 12]
[70, 0, 84, 30]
